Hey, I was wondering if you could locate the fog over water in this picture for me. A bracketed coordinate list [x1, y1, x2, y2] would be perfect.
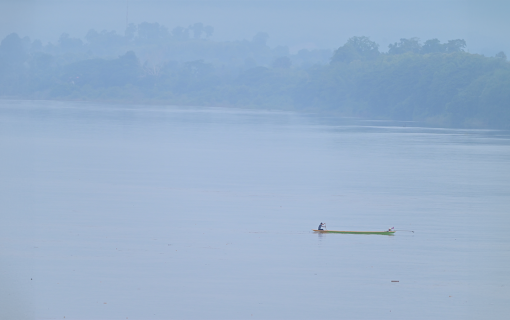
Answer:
[1, 0, 509, 55]
[1, 101, 510, 319]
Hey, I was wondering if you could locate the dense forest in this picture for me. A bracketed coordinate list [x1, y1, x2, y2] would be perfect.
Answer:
[0, 22, 509, 129]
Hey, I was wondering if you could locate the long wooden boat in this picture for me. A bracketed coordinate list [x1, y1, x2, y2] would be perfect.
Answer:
[313, 230, 395, 235]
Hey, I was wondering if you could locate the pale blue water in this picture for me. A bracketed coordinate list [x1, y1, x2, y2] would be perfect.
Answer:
[1, 100, 509, 320]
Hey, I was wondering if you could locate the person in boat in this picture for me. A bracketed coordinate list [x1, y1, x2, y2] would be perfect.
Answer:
[388, 227, 395, 232]
[318, 222, 326, 230]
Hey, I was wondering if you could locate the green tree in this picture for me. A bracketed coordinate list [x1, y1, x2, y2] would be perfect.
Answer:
[331, 36, 379, 64]
[495, 51, 507, 60]
[189, 23, 204, 39]
[444, 39, 466, 52]
[0, 33, 27, 67]
[388, 37, 421, 54]
[421, 39, 445, 54]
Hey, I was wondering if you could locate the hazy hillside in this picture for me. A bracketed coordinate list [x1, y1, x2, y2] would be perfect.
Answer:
[0, 23, 509, 129]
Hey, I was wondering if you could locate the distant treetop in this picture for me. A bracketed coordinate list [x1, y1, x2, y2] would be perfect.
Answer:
[331, 36, 380, 64]
[389, 37, 467, 55]
[331, 36, 469, 63]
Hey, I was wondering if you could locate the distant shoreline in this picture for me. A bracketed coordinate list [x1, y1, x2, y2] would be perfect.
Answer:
[3, 97, 504, 132]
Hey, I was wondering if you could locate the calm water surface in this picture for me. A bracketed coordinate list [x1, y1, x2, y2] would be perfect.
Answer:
[1, 100, 509, 320]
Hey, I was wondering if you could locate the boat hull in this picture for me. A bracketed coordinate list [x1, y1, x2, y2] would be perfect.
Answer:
[313, 230, 395, 235]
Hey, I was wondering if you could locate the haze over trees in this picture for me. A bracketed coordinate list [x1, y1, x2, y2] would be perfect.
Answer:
[0, 22, 509, 129]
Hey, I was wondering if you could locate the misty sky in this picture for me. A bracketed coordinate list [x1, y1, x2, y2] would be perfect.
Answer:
[1, 0, 509, 55]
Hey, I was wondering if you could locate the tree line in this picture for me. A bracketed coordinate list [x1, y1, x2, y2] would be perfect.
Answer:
[0, 25, 508, 129]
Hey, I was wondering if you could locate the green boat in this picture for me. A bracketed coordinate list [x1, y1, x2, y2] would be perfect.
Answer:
[313, 229, 395, 235]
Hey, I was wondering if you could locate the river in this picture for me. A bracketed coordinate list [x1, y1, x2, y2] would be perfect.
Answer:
[1, 100, 509, 319]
